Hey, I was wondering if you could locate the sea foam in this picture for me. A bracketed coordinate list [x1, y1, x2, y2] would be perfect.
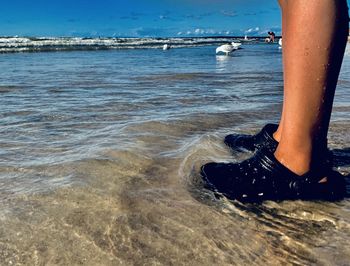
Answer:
[0, 36, 258, 53]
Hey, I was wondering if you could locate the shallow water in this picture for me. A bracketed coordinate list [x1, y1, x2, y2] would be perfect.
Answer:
[0, 44, 350, 265]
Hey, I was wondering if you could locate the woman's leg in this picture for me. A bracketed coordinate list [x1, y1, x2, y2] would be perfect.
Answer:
[273, 0, 287, 143]
[201, 0, 348, 201]
[274, 0, 349, 175]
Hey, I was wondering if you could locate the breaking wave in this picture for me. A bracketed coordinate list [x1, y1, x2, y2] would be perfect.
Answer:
[0, 36, 261, 53]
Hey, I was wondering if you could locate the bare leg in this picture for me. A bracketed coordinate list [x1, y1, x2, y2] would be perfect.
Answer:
[201, 0, 348, 201]
[274, 0, 349, 175]
[273, 0, 288, 143]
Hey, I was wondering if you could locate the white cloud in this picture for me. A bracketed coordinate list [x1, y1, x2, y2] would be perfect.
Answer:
[241, 26, 281, 36]
[177, 28, 228, 36]
[244, 27, 260, 34]
[220, 10, 237, 17]
[194, 28, 205, 34]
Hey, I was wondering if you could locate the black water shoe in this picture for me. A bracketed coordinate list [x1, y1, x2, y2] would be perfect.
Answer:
[224, 124, 279, 152]
[201, 147, 346, 202]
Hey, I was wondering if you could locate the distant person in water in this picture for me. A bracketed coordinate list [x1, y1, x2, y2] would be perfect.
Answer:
[201, 0, 349, 202]
[267, 31, 276, 42]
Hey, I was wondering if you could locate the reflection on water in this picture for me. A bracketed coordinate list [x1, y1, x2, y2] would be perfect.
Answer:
[0, 44, 349, 265]
[216, 55, 233, 72]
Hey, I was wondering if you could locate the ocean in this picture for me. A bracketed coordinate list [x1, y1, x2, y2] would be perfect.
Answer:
[0, 38, 350, 265]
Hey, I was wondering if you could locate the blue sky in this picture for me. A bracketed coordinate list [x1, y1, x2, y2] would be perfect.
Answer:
[0, 0, 348, 37]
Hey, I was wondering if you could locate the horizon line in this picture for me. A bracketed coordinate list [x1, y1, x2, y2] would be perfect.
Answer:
[0, 35, 283, 39]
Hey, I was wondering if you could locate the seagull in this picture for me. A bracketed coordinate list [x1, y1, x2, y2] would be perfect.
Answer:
[231, 42, 242, 49]
[163, 44, 170, 50]
[216, 42, 241, 55]
[278, 38, 282, 47]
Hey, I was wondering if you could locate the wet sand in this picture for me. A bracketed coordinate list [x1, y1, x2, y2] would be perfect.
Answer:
[0, 45, 350, 265]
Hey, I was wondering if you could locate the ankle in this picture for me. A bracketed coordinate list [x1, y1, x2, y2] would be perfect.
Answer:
[273, 125, 282, 142]
[274, 145, 312, 175]
[273, 130, 281, 143]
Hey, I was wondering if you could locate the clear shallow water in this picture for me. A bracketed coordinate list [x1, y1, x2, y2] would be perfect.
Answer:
[0, 44, 350, 265]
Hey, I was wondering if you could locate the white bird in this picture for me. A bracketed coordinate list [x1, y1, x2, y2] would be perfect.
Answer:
[278, 38, 282, 47]
[163, 44, 170, 50]
[231, 42, 242, 49]
[216, 42, 241, 55]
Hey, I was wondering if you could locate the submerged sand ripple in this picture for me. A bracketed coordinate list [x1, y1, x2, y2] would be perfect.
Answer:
[1, 119, 350, 265]
[1, 46, 350, 265]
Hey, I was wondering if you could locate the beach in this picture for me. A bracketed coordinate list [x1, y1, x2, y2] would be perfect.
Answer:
[0, 41, 350, 265]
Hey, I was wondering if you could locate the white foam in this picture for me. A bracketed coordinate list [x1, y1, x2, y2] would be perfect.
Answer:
[0, 36, 256, 53]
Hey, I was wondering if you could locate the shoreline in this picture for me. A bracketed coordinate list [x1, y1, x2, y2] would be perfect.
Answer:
[0, 36, 280, 54]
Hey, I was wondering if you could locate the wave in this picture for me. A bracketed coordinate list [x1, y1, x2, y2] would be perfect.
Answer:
[0, 36, 261, 53]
